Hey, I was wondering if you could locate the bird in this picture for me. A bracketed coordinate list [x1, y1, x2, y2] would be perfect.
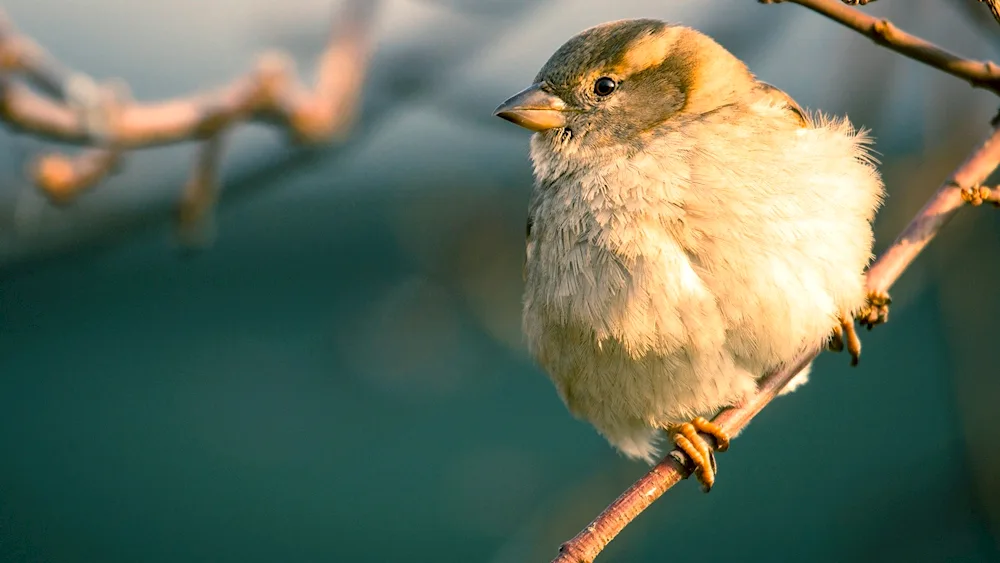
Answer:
[493, 18, 886, 491]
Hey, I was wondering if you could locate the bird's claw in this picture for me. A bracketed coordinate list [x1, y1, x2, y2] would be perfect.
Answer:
[828, 323, 845, 353]
[827, 313, 861, 365]
[839, 313, 863, 366]
[671, 416, 729, 493]
[858, 290, 891, 330]
[959, 184, 1000, 207]
[827, 290, 891, 365]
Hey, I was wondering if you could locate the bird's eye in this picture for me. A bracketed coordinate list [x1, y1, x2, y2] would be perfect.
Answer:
[594, 77, 617, 97]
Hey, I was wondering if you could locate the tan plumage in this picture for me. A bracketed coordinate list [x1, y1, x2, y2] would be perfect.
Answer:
[497, 20, 884, 473]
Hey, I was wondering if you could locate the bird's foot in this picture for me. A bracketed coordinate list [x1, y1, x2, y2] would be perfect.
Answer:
[827, 290, 891, 366]
[670, 417, 729, 493]
[960, 184, 1000, 207]
[857, 290, 891, 330]
[828, 323, 845, 352]
[829, 313, 862, 366]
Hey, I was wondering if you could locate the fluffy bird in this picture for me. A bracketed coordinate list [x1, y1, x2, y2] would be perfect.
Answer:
[494, 19, 885, 491]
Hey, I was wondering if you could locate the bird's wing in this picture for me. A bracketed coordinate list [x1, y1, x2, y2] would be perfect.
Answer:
[753, 81, 808, 128]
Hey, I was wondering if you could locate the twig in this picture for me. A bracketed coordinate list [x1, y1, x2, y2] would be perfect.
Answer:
[865, 131, 1000, 296]
[27, 79, 131, 200]
[759, 0, 1000, 95]
[550, 120, 1000, 563]
[0, 12, 78, 99]
[176, 133, 226, 247]
[0, 0, 379, 201]
[32, 148, 122, 204]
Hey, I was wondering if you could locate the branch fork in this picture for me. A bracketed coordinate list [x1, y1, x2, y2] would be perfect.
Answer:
[0, 1, 380, 242]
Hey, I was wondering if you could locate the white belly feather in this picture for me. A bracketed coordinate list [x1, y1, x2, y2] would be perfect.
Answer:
[522, 114, 882, 461]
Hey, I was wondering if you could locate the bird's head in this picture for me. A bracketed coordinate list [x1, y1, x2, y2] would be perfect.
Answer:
[494, 19, 757, 151]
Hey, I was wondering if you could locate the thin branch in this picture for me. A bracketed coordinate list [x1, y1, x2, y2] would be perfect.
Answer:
[550, 120, 1000, 563]
[0, 0, 380, 200]
[760, 0, 1000, 95]
[176, 133, 226, 248]
[865, 132, 1000, 296]
[32, 148, 122, 204]
[0, 12, 78, 99]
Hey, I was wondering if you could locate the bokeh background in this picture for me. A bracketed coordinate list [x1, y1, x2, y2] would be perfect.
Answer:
[1, 0, 999, 561]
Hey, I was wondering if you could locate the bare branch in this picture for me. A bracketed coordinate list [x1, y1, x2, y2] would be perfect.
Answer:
[0, 11, 78, 98]
[176, 133, 226, 248]
[760, 0, 1000, 95]
[31, 148, 122, 204]
[865, 128, 1000, 295]
[0, 0, 379, 199]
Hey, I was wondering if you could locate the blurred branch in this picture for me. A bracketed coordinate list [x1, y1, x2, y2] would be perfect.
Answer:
[550, 119, 1000, 563]
[176, 131, 226, 247]
[34, 148, 123, 204]
[0, 1, 379, 229]
[0, 12, 77, 99]
[760, 0, 1000, 94]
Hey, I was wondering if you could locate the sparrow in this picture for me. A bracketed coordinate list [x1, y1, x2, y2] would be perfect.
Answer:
[494, 19, 886, 491]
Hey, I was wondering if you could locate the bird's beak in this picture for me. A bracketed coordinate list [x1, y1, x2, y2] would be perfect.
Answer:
[494, 84, 569, 132]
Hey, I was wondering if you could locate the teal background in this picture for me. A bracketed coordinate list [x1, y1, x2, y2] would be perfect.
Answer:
[0, 1, 998, 561]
